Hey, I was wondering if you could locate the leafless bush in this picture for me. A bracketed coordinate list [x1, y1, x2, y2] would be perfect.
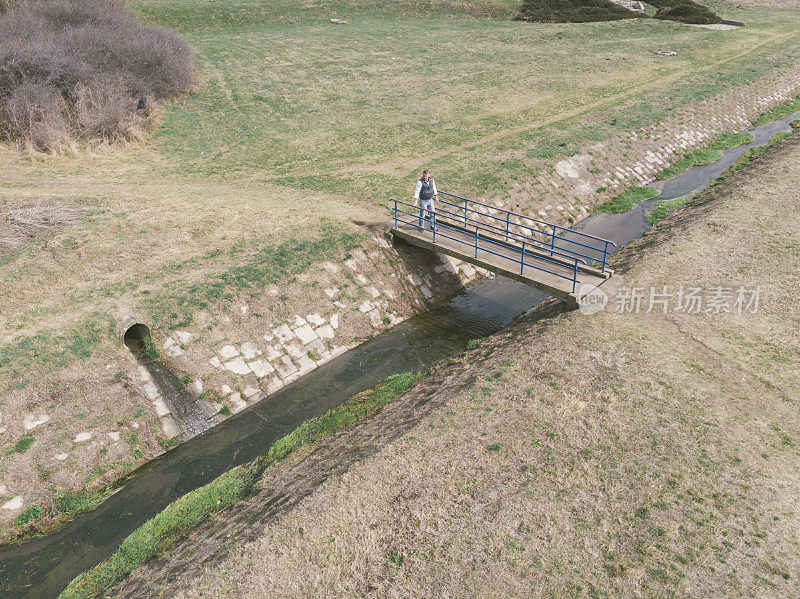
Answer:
[0, 0, 194, 153]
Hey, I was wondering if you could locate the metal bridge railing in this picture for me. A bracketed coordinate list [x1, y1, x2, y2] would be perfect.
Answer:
[437, 191, 616, 273]
[392, 199, 583, 293]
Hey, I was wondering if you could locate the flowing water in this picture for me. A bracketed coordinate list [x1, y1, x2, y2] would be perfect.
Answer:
[1, 111, 797, 598]
[571, 110, 800, 249]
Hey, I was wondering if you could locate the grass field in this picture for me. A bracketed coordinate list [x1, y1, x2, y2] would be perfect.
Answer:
[3, 0, 800, 539]
[5, 0, 800, 354]
[125, 0, 800, 199]
[119, 121, 800, 599]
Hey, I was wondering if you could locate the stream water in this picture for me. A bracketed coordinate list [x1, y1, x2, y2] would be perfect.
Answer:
[1, 110, 798, 599]
[572, 110, 800, 248]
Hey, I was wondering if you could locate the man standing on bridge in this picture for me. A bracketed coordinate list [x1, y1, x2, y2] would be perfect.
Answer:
[414, 169, 438, 231]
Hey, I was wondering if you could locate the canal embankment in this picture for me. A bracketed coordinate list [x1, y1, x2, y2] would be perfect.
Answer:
[113, 115, 800, 599]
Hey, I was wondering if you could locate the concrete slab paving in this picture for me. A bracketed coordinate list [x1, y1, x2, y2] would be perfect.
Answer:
[294, 324, 317, 345]
[273, 324, 295, 343]
[223, 357, 251, 375]
[316, 325, 334, 339]
[153, 397, 171, 418]
[240, 341, 261, 360]
[160, 416, 181, 439]
[275, 355, 298, 378]
[219, 345, 239, 360]
[248, 359, 274, 378]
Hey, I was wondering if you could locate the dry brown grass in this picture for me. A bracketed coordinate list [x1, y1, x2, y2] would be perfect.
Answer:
[2, 0, 800, 551]
[719, 0, 800, 7]
[0, 156, 373, 340]
[0, 197, 89, 255]
[120, 135, 800, 598]
[0, 164, 462, 539]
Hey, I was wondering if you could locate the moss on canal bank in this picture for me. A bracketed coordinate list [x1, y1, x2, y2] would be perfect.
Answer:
[753, 95, 800, 126]
[59, 372, 421, 599]
[656, 131, 755, 181]
[595, 185, 659, 213]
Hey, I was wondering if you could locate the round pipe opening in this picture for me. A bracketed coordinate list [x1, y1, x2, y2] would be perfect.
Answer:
[120, 317, 150, 355]
[123, 323, 150, 343]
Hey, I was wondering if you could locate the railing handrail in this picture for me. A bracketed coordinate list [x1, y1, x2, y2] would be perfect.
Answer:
[392, 198, 588, 266]
[436, 197, 605, 265]
[438, 190, 617, 246]
[392, 199, 582, 293]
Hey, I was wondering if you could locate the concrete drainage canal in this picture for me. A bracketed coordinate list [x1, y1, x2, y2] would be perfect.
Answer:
[1, 112, 798, 599]
[120, 316, 217, 439]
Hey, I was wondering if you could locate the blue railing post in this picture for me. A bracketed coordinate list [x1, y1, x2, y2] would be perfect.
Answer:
[505, 211, 510, 242]
[393, 200, 398, 229]
[474, 226, 478, 258]
[432, 211, 436, 243]
[601, 240, 609, 273]
[521, 241, 525, 274]
[464, 198, 468, 227]
[550, 226, 556, 257]
[572, 260, 578, 294]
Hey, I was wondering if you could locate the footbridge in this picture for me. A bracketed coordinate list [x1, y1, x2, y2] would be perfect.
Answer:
[390, 191, 618, 304]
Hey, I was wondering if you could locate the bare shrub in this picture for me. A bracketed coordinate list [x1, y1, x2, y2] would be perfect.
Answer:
[72, 78, 148, 142]
[0, 0, 194, 153]
[3, 80, 72, 151]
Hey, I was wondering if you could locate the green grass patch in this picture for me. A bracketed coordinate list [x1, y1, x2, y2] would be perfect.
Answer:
[141, 335, 160, 360]
[0, 313, 113, 391]
[265, 371, 421, 463]
[8, 432, 35, 455]
[657, 148, 723, 180]
[4, 482, 125, 545]
[13, 504, 43, 527]
[59, 371, 421, 599]
[55, 488, 120, 516]
[60, 460, 261, 599]
[708, 132, 755, 151]
[596, 186, 659, 213]
[719, 131, 794, 180]
[142, 224, 362, 329]
[753, 97, 800, 127]
[655, 131, 753, 182]
[646, 196, 690, 225]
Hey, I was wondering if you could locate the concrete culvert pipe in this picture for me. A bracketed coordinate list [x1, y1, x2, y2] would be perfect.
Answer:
[123, 323, 150, 342]
[119, 316, 150, 355]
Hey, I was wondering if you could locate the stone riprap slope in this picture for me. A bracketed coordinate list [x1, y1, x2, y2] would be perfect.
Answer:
[144, 241, 487, 430]
[0, 233, 486, 535]
[510, 68, 800, 227]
